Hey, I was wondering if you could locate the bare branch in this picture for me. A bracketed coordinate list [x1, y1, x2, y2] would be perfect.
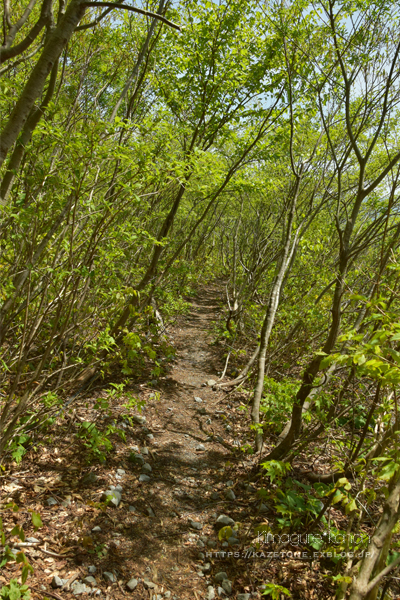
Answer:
[84, 1, 180, 31]
[0, 0, 52, 63]
[75, 5, 113, 30]
[4, 0, 38, 47]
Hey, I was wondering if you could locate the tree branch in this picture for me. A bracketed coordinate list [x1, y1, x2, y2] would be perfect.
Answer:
[84, 1, 180, 30]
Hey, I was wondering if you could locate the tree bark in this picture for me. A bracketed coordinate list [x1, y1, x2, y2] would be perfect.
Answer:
[251, 180, 301, 451]
[0, 0, 86, 171]
[348, 475, 400, 600]
[0, 59, 59, 204]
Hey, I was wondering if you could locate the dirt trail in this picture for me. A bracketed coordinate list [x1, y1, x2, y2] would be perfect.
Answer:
[125, 284, 242, 598]
[2, 285, 259, 600]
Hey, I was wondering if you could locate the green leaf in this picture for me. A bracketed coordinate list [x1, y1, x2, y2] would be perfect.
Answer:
[21, 562, 33, 584]
[336, 478, 351, 491]
[345, 498, 357, 514]
[31, 512, 43, 530]
[218, 526, 232, 541]
[10, 525, 25, 541]
[16, 551, 28, 564]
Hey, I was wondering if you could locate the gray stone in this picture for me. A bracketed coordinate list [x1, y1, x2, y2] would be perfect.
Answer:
[116, 468, 125, 476]
[147, 507, 156, 517]
[129, 452, 145, 465]
[103, 571, 116, 583]
[131, 415, 146, 425]
[222, 580, 232, 594]
[244, 483, 255, 492]
[126, 578, 138, 591]
[198, 552, 205, 560]
[143, 579, 156, 589]
[207, 380, 217, 387]
[139, 474, 151, 483]
[109, 485, 122, 493]
[83, 576, 97, 587]
[218, 586, 227, 596]
[201, 563, 211, 573]
[222, 541, 229, 547]
[71, 582, 88, 595]
[128, 505, 138, 513]
[215, 572, 228, 583]
[215, 515, 235, 529]
[147, 433, 154, 440]
[189, 519, 203, 530]
[225, 489, 236, 501]
[228, 536, 240, 546]
[197, 408, 207, 415]
[195, 444, 206, 451]
[51, 576, 67, 589]
[102, 490, 121, 507]
[142, 463, 152, 473]
[226, 480, 234, 487]
[46, 497, 57, 506]
[207, 540, 217, 548]
[197, 539, 205, 548]
[88, 566, 97, 574]
[26, 537, 39, 543]
[61, 497, 72, 507]
[237, 595, 251, 600]
[92, 526, 102, 533]
[142, 447, 149, 455]
[260, 503, 270, 513]
[164, 593, 171, 599]
[206, 586, 216, 600]
[211, 492, 219, 500]
[82, 472, 98, 485]
[194, 397, 203, 403]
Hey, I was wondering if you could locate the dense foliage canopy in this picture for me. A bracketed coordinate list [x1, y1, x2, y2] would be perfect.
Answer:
[2, 0, 400, 597]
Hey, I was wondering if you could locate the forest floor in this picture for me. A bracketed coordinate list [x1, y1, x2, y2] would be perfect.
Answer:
[0, 285, 334, 600]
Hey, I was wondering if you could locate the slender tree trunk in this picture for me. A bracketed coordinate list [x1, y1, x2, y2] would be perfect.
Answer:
[109, 0, 165, 122]
[266, 267, 347, 460]
[267, 180, 366, 460]
[0, 192, 76, 343]
[0, 59, 59, 204]
[348, 475, 400, 600]
[251, 176, 301, 451]
[0, 0, 86, 173]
